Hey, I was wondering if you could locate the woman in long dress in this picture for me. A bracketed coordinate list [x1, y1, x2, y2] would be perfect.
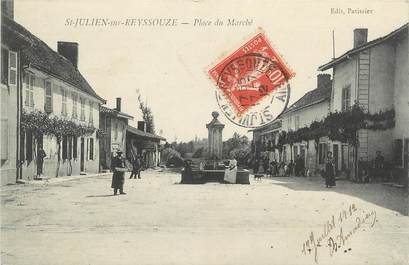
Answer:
[325, 151, 336, 188]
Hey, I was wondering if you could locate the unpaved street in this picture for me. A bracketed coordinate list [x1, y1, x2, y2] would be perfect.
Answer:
[1, 170, 408, 265]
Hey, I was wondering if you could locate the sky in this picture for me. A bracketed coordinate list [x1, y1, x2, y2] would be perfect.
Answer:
[14, 0, 408, 142]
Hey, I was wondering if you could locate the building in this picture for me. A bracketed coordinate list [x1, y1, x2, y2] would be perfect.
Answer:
[99, 98, 133, 170]
[318, 24, 408, 183]
[279, 74, 333, 173]
[251, 118, 282, 163]
[1, 14, 105, 182]
[1, 3, 32, 185]
[126, 122, 166, 168]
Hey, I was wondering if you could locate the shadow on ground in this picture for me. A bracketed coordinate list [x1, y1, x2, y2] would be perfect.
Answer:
[269, 176, 408, 216]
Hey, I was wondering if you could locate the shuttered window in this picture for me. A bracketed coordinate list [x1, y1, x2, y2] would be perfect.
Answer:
[89, 101, 93, 125]
[80, 98, 86, 121]
[44, 80, 53, 113]
[24, 73, 35, 107]
[61, 87, 68, 116]
[342, 85, 351, 112]
[8, 51, 17, 85]
[72, 92, 78, 119]
[1, 48, 8, 85]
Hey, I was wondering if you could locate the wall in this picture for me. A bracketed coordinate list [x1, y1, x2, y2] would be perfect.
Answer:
[0, 57, 18, 184]
[393, 33, 409, 140]
[332, 58, 357, 112]
[369, 42, 396, 113]
[20, 67, 101, 180]
[281, 100, 329, 131]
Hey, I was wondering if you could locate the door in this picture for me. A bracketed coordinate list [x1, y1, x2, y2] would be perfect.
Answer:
[341, 145, 349, 170]
[333, 144, 339, 172]
[36, 135, 44, 175]
[404, 139, 408, 187]
[80, 137, 85, 172]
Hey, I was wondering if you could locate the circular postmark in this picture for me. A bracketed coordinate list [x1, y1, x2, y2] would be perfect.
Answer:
[215, 53, 291, 128]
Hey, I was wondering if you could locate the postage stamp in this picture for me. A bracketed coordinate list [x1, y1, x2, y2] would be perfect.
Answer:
[208, 31, 295, 128]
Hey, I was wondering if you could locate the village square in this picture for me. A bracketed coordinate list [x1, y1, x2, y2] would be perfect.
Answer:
[1, 0, 408, 264]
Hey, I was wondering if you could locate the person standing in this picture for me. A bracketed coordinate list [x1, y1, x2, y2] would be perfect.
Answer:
[373, 151, 385, 183]
[36, 147, 46, 179]
[325, 151, 336, 188]
[111, 150, 126, 195]
[130, 155, 141, 179]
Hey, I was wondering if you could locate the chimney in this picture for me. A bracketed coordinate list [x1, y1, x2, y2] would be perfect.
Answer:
[57, 41, 79, 68]
[317, 74, 331, 89]
[353, 28, 368, 48]
[137, 121, 146, 132]
[1, 0, 14, 19]
[116, 97, 121, 112]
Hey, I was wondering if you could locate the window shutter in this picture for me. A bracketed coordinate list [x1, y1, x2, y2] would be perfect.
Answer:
[8, 51, 17, 86]
[44, 81, 53, 113]
[24, 75, 29, 106]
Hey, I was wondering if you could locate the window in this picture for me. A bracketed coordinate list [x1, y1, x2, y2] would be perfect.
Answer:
[318, 143, 328, 164]
[293, 145, 298, 158]
[295, 115, 300, 130]
[1, 119, 9, 164]
[89, 101, 93, 125]
[24, 73, 35, 107]
[62, 135, 68, 160]
[89, 138, 94, 160]
[8, 51, 17, 85]
[114, 121, 118, 140]
[80, 98, 86, 121]
[1, 48, 8, 84]
[288, 116, 292, 130]
[342, 85, 351, 112]
[72, 93, 78, 119]
[73, 137, 78, 159]
[44, 80, 53, 113]
[394, 139, 403, 167]
[61, 87, 68, 116]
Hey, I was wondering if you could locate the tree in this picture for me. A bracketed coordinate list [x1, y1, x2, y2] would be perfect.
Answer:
[136, 91, 155, 134]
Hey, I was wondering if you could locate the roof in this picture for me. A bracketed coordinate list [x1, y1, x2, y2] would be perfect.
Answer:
[249, 119, 282, 132]
[281, 81, 331, 116]
[100, 106, 133, 120]
[319, 23, 408, 71]
[2, 15, 105, 103]
[126, 125, 166, 141]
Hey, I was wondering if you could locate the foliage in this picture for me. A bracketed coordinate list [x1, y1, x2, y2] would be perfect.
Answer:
[276, 105, 395, 147]
[161, 147, 184, 167]
[21, 110, 96, 140]
[223, 133, 251, 166]
[136, 91, 155, 134]
[173, 141, 195, 157]
[96, 129, 106, 139]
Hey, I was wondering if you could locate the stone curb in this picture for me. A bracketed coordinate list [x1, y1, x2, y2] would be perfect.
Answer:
[15, 172, 111, 186]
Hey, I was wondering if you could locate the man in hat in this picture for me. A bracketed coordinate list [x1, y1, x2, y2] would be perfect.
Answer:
[111, 149, 126, 195]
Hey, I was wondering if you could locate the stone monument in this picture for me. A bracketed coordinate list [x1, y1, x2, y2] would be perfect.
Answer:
[206, 111, 225, 159]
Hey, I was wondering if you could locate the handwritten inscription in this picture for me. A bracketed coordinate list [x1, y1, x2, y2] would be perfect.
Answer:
[301, 204, 377, 263]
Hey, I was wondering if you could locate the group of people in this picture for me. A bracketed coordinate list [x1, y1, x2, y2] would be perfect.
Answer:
[253, 154, 306, 177]
[111, 150, 144, 196]
[252, 151, 337, 188]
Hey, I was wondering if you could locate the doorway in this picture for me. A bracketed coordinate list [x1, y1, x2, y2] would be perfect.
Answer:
[80, 137, 85, 172]
[333, 144, 339, 172]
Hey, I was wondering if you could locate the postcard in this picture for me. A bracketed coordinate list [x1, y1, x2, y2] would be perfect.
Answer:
[1, 0, 408, 264]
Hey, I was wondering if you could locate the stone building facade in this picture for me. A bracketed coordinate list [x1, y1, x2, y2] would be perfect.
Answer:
[1, 14, 105, 182]
[319, 24, 408, 183]
[99, 98, 133, 170]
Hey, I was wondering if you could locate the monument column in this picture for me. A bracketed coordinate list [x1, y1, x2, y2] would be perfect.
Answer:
[206, 111, 225, 159]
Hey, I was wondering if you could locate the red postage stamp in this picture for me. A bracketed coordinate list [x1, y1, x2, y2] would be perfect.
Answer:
[208, 32, 295, 128]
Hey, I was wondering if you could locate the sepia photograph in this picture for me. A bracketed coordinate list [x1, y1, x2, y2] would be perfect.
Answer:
[0, 0, 408, 264]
